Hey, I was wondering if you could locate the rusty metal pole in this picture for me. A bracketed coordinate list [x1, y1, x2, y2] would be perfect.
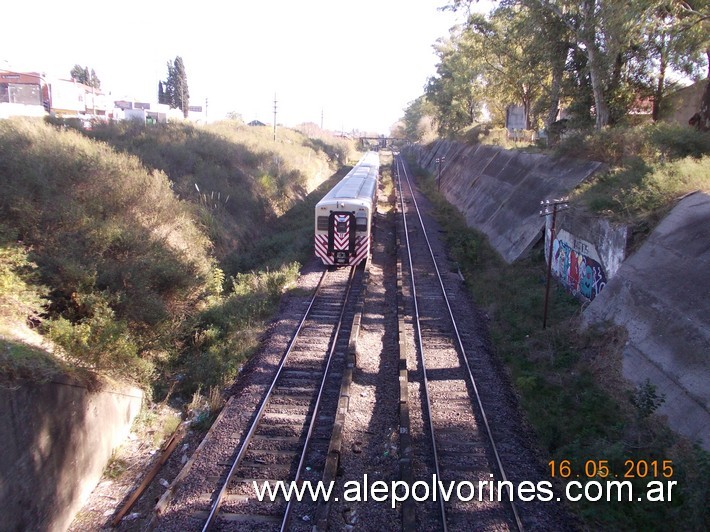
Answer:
[540, 197, 568, 329]
[542, 202, 557, 329]
[436, 156, 445, 192]
[438, 158, 441, 192]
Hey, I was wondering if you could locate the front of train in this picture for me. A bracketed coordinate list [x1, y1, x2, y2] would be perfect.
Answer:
[315, 151, 379, 267]
[315, 200, 371, 266]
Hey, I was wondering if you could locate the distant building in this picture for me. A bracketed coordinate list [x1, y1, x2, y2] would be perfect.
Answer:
[1, 69, 112, 120]
[0, 70, 45, 118]
[248, 119, 266, 126]
[113, 101, 170, 124]
[49, 78, 110, 117]
[1, 68, 204, 125]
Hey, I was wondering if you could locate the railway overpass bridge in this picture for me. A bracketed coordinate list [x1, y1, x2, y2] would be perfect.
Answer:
[359, 136, 405, 150]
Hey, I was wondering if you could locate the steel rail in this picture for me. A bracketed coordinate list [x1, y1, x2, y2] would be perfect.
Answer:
[396, 155, 524, 531]
[280, 265, 357, 531]
[394, 157, 448, 531]
[202, 266, 355, 531]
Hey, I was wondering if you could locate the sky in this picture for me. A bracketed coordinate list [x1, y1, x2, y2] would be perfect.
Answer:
[1, 1, 494, 134]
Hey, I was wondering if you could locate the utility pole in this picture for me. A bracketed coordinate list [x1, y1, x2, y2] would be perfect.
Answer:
[321, 108, 324, 130]
[273, 93, 278, 141]
[435, 156, 445, 192]
[540, 197, 569, 329]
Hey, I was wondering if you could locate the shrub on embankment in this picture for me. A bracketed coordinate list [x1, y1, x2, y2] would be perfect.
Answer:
[0, 117, 352, 396]
[559, 124, 710, 242]
[83, 119, 353, 257]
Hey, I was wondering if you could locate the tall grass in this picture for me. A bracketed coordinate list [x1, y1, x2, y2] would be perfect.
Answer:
[179, 168, 352, 395]
[0, 117, 353, 395]
[577, 155, 709, 222]
[558, 125, 710, 228]
[83, 120, 353, 259]
[0, 222, 65, 383]
[0, 119, 214, 384]
[178, 262, 302, 393]
[0, 224, 45, 321]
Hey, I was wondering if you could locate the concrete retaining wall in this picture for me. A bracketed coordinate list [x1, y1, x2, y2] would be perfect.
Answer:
[407, 140, 604, 263]
[582, 191, 710, 449]
[0, 377, 143, 531]
[545, 210, 628, 301]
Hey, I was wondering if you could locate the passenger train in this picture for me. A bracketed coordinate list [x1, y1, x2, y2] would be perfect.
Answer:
[315, 151, 379, 266]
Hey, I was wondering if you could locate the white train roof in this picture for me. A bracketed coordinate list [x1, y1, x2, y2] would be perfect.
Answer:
[318, 152, 379, 204]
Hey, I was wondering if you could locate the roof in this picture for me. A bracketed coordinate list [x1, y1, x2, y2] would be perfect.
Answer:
[317, 152, 380, 205]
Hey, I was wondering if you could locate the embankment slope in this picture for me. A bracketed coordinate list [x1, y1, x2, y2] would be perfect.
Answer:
[409, 141, 709, 449]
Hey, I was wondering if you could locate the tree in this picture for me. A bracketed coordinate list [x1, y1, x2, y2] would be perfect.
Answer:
[425, 0, 709, 132]
[694, 81, 710, 131]
[426, 30, 488, 134]
[660, 0, 709, 128]
[511, 0, 574, 128]
[163, 56, 190, 118]
[620, 1, 708, 122]
[402, 95, 438, 142]
[465, 7, 552, 130]
[70, 64, 101, 89]
[525, 0, 681, 129]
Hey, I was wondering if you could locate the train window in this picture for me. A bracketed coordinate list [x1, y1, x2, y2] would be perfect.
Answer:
[337, 221, 348, 233]
[356, 216, 367, 232]
[317, 216, 329, 231]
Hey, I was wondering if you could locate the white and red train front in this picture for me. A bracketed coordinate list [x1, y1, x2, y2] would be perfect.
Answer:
[315, 208, 370, 266]
[315, 152, 379, 267]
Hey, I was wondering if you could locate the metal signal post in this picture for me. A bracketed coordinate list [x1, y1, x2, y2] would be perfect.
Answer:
[540, 198, 569, 329]
[273, 93, 278, 141]
[435, 156, 445, 192]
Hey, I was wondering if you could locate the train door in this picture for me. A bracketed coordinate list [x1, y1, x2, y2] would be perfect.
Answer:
[327, 212, 356, 265]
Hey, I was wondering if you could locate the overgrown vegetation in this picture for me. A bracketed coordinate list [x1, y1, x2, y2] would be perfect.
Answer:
[3, 107, 706, 528]
[406, 124, 709, 529]
[0, 117, 355, 408]
[81, 119, 352, 256]
[558, 124, 710, 248]
[397, 1, 708, 138]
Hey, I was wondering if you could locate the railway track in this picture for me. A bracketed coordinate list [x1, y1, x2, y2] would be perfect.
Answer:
[193, 265, 364, 530]
[395, 155, 523, 531]
[145, 153, 570, 531]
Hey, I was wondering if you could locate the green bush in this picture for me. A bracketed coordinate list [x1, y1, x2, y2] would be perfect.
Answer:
[180, 263, 301, 392]
[0, 118, 213, 326]
[578, 155, 710, 222]
[646, 123, 710, 159]
[46, 291, 154, 384]
[560, 124, 710, 225]
[0, 224, 46, 319]
[555, 127, 646, 164]
[556, 124, 710, 165]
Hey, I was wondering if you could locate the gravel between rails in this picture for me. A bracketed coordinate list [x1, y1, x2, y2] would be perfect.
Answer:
[317, 197, 403, 531]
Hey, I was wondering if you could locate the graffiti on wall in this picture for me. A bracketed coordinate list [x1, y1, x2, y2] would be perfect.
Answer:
[550, 229, 607, 301]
